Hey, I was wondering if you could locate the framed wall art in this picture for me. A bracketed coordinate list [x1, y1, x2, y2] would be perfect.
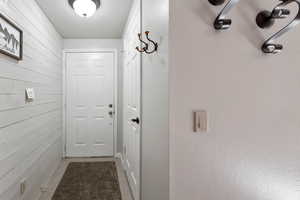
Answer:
[0, 13, 23, 60]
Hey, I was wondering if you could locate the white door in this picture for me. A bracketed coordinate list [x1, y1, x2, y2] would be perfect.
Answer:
[123, 1, 141, 199]
[66, 52, 115, 157]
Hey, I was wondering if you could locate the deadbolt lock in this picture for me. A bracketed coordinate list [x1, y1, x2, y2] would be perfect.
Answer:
[109, 111, 115, 116]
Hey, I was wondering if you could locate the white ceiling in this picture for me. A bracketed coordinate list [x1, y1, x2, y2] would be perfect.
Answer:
[36, 0, 133, 38]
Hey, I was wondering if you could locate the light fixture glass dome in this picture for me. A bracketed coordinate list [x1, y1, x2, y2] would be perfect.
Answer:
[73, 0, 97, 18]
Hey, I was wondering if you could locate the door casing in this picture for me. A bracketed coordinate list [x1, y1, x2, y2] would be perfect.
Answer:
[122, 0, 142, 199]
[62, 49, 118, 157]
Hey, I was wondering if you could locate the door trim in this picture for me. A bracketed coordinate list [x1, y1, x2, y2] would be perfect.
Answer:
[62, 49, 119, 158]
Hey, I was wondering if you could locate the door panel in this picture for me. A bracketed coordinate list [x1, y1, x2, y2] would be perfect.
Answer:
[123, 1, 141, 199]
[66, 52, 115, 157]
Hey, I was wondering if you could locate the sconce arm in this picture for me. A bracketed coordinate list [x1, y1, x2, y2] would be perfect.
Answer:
[214, 0, 240, 29]
[262, 0, 300, 53]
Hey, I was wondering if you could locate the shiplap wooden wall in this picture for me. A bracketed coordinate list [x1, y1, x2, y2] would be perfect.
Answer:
[0, 0, 63, 200]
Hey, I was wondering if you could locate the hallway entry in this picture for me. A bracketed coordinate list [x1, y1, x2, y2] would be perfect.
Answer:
[65, 51, 116, 157]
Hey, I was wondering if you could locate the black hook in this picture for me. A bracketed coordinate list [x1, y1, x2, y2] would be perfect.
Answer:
[144, 31, 158, 54]
[256, 0, 300, 54]
[136, 33, 149, 53]
[136, 31, 158, 54]
[208, 0, 241, 30]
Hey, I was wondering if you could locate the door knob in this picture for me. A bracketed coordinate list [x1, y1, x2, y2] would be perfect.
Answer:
[131, 117, 140, 124]
[109, 111, 115, 117]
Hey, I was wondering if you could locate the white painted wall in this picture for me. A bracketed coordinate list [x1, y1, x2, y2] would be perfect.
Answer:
[141, 0, 169, 200]
[170, 0, 300, 200]
[0, 0, 63, 200]
[63, 39, 124, 153]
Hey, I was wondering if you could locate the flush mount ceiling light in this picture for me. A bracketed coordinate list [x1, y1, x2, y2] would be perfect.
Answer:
[68, 0, 100, 18]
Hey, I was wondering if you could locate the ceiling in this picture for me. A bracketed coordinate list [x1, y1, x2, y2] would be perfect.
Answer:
[36, 0, 133, 38]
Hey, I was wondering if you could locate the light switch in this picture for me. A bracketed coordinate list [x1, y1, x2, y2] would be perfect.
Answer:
[193, 110, 208, 132]
[25, 88, 35, 101]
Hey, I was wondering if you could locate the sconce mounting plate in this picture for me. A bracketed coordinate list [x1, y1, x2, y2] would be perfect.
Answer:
[256, 11, 275, 29]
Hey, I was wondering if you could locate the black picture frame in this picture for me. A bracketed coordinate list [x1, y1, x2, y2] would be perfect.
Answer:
[0, 13, 23, 61]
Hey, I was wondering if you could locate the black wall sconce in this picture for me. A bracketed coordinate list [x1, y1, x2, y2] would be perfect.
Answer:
[136, 31, 158, 54]
[256, 0, 300, 54]
[208, 0, 241, 30]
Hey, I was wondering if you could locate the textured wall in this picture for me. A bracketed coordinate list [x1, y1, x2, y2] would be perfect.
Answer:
[0, 0, 63, 199]
[170, 0, 300, 200]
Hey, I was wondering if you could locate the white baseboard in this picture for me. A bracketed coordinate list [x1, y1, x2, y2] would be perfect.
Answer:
[115, 152, 127, 173]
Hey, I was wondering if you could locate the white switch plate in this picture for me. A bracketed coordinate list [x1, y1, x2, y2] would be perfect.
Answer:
[25, 88, 35, 101]
[193, 110, 208, 132]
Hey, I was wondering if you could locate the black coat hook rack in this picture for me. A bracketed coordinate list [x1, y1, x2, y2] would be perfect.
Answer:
[256, 0, 300, 54]
[136, 31, 158, 54]
[208, 0, 241, 30]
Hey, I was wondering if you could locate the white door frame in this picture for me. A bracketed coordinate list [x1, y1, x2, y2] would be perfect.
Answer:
[62, 49, 118, 157]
